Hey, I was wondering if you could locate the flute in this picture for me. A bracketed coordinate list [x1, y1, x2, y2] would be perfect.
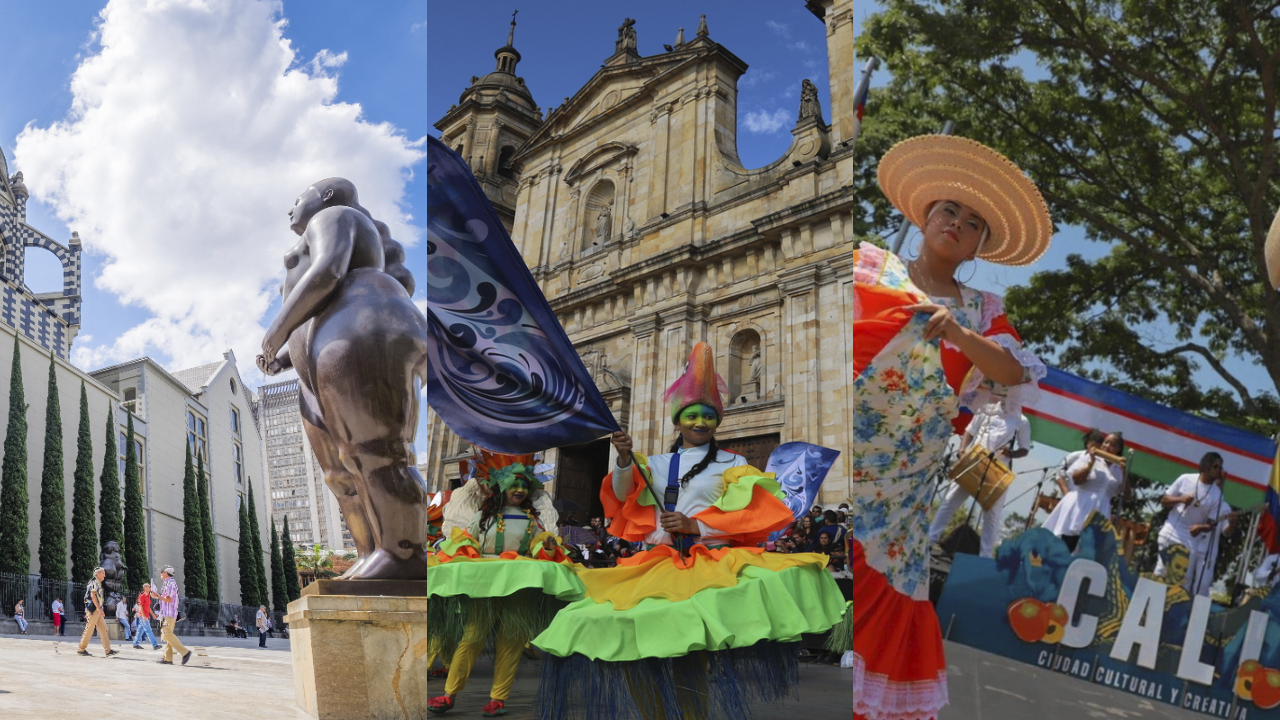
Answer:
[1093, 448, 1126, 465]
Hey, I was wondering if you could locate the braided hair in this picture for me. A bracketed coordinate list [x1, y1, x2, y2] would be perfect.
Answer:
[667, 433, 724, 487]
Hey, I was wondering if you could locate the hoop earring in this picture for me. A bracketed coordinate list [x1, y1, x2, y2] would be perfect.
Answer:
[957, 259, 978, 285]
[907, 233, 922, 260]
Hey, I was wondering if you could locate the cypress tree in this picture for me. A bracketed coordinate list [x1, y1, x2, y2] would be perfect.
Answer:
[121, 413, 146, 590]
[247, 481, 268, 607]
[269, 520, 286, 611]
[180, 441, 206, 600]
[281, 514, 300, 601]
[97, 406, 122, 555]
[196, 453, 217, 602]
[69, 382, 96, 583]
[237, 499, 258, 606]
[37, 352, 66, 580]
[0, 334, 29, 576]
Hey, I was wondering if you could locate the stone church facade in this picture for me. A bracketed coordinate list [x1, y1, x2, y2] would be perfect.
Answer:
[426, 0, 866, 512]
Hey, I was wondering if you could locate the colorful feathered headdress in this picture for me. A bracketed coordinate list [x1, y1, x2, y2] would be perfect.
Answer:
[663, 342, 727, 423]
[485, 463, 544, 493]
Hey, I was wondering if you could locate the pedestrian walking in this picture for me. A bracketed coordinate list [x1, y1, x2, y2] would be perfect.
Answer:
[132, 583, 160, 650]
[255, 605, 270, 648]
[152, 566, 191, 665]
[77, 567, 117, 657]
[51, 597, 64, 636]
[115, 596, 132, 642]
[13, 600, 27, 634]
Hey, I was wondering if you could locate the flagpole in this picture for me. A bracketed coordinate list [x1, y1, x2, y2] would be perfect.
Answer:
[846, 57, 879, 150]
[890, 119, 955, 255]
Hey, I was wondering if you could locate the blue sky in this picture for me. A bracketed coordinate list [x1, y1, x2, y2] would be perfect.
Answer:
[1, 1, 1268, 488]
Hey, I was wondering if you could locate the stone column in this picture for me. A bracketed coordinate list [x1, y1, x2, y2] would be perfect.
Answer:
[627, 313, 662, 457]
[778, 264, 820, 443]
[485, 118, 506, 176]
[648, 103, 673, 221]
[818, 0, 857, 145]
[463, 118, 478, 168]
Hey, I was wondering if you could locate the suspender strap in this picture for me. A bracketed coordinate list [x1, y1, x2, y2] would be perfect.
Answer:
[665, 453, 682, 512]
[665, 452, 701, 552]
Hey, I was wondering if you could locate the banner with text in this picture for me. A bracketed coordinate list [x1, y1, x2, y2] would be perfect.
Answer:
[937, 515, 1280, 719]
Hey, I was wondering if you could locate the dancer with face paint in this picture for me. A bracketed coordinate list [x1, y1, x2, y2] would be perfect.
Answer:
[534, 343, 847, 720]
[428, 451, 583, 717]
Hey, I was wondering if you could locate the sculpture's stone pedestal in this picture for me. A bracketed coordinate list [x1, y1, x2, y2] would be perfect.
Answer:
[286, 580, 428, 720]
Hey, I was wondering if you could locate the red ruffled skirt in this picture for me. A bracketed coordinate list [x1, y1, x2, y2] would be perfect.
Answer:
[848, 537, 948, 720]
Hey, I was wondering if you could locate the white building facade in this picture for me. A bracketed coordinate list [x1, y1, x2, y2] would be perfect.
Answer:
[91, 351, 269, 604]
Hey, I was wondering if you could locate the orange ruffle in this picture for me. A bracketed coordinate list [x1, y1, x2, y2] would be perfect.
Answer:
[848, 537, 948, 719]
[600, 464, 657, 542]
[693, 486, 795, 547]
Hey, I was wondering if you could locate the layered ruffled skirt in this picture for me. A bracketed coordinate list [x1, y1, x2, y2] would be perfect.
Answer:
[533, 545, 847, 720]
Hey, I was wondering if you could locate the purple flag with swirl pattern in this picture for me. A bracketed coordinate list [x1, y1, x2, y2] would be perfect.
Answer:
[426, 136, 620, 453]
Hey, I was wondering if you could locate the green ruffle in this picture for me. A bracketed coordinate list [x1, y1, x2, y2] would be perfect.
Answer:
[710, 473, 785, 512]
[532, 562, 846, 662]
[427, 557, 585, 602]
[428, 560, 585, 650]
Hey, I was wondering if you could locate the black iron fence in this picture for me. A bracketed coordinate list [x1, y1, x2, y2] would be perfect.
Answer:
[0, 572, 286, 634]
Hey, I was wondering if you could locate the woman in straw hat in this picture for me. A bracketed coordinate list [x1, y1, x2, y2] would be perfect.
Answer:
[844, 135, 1051, 720]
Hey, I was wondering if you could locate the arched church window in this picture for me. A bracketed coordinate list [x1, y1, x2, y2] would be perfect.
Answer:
[498, 146, 516, 179]
[727, 330, 763, 404]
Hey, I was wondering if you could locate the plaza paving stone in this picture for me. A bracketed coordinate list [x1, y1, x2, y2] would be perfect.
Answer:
[0, 633, 308, 720]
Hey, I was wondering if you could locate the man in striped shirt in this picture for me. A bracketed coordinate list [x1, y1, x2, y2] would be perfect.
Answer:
[151, 566, 191, 665]
[77, 567, 117, 657]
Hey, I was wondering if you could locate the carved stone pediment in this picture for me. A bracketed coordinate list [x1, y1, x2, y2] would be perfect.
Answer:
[564, 142, 638, 186]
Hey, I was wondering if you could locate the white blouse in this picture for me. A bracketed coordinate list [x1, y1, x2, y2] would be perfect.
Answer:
[612, 444, 748, 547]
[1042, 453, 1124, 537]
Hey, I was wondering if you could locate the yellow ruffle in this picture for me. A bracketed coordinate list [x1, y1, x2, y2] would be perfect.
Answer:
[576, 547, 830, 611]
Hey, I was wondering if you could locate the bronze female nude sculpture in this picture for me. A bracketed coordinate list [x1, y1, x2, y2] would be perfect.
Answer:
[258, 177, 430, 580]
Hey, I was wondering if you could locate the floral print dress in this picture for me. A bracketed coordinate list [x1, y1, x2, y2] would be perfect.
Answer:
[845, 243, 1045, 720]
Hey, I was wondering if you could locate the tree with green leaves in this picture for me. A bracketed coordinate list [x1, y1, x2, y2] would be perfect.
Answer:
[97, 406, 122, 555]
[37, 353, 66, 580]
[0, 334, 29, 576]
[180, 441, 206, 600]
[851, 0, 1280, 435]
[269, 520, 286, 612]
[247, 481, 268, 606]
[295, 544, 336, 581]
[280, 514, 300, 601]
[237, 498, 259, 607]
[70, 382, 96, 583]
[122, 413, 146, 590]
[196, 454, 218, 602]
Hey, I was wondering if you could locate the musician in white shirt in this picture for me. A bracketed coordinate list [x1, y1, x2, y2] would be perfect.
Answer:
[1154, 452, 1236, 597]
[927, 403, 1030, 558]
[1043, 431, 1126, 551]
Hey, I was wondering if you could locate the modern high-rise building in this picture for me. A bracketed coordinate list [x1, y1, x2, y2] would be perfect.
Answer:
[258, 379, 354, 553]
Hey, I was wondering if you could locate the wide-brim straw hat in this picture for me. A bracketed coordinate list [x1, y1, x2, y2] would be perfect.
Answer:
[1267, 205, 1280, 290]
[877, 135, 1053, 267]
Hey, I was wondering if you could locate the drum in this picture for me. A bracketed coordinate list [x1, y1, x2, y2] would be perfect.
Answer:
[949, 443, 1014, 511]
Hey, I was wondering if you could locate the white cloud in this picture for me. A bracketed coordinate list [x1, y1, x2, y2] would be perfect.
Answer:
[788, 41, 812, 53]
[411, 21, 427, 34]
[742, 108, 790, 134]
[17, 0, 423, 375]
[766, 20, 790, 39]
[739, 69, 779, 89]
